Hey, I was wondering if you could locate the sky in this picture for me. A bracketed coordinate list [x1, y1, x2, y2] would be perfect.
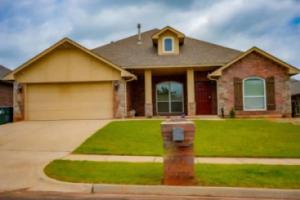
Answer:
[0, 0, 300, 79]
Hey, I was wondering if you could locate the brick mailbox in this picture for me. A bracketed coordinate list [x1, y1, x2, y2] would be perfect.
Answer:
[161, 119, 196, 185]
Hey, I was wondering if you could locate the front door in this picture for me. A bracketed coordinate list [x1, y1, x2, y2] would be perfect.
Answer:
[195, 81, 216, 115]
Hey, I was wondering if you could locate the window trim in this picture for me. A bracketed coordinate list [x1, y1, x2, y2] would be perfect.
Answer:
[156, 81, 184, 114]
[242, 77, 267, 111]
[162, 37, 175, 53]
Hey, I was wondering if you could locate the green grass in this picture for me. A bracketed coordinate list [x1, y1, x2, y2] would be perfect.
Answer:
[45, 160, 162, 185]
[45, 160, 300, 189]
[74, 120, 300, 158]
[194, 120, 300, 157]
[74, 120, 163, 155]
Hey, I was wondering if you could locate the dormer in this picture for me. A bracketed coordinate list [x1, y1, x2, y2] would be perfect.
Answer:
[152, 26, 185, 55]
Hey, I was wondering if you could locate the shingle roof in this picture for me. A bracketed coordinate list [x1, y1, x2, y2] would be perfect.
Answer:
[291, 79, 300, 95]
[0, 65, 11, 79]
[92, 29, 242, 69]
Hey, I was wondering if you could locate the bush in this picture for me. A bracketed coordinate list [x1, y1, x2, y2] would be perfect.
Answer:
[229, 108, 235, 118]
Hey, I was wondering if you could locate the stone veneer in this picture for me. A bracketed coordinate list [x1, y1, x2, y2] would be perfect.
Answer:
[217, 52, 291, 117]
[188, 102, 196, 116]
[113, 80, 127, 118]
[145, 103, 153, 117]
[13, 82, 24, 121]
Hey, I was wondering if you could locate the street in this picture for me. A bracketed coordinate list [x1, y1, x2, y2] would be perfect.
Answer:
[0, 190, 291, 200]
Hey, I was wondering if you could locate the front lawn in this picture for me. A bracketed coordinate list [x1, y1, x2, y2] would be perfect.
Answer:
[45, 160, 300, 189]
[74, 120, 300, 157]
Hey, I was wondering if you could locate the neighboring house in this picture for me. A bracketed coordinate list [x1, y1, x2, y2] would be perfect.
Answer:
[0, 65, 13, 124]
[4, 26, 300, 121]
[0, 65, 13, 107]
[291, 79, 300, 117]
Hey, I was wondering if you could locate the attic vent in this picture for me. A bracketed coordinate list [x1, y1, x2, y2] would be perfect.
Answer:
[137, 23, 142, 45]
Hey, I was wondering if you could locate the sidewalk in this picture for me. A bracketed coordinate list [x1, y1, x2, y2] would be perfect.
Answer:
[63, 154, 300, 165]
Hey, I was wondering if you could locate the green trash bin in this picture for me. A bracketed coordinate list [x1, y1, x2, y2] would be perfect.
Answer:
[0, 107, 13, 125]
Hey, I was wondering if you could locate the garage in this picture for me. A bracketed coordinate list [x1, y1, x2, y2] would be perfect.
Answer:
[26, 82, 113, 120]
[4, 38, 135, 121]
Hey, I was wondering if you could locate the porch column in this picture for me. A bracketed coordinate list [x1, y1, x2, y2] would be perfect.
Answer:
[144, 69, 153, 117]
[187, 69, 196, 116]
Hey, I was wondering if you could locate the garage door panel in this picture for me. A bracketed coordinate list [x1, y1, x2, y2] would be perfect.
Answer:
[26, 82, 113, 120]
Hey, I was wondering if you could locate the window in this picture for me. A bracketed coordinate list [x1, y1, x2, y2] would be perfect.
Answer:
[243, 77, 266, 111]
[293, 97, 300, 116]
[156, 81, 184, 114]
[163, 37, 173, 52]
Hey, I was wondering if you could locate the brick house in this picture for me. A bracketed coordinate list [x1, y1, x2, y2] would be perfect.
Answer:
[0, 65, 13, 108]
[3, 26, 300, 120]
[291, 79, 300, 117]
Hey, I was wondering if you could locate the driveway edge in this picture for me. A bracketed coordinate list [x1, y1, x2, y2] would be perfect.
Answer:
[93, 184, 300, 199]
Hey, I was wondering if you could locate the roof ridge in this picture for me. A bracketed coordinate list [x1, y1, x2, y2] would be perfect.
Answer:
[186, 36, 243, 53]
[92, 28, 159, 50]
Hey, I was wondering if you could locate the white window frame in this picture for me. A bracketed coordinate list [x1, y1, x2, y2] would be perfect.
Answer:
[162, 37, 174, 53]
[243, 77, 267, 111]
[156, 81, 184, 114]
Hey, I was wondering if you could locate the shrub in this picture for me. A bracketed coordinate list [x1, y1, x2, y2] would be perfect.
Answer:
[229, 108, 235, 118]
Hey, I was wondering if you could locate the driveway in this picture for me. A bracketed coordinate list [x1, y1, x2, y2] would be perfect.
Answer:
[0, 120, 110, 192]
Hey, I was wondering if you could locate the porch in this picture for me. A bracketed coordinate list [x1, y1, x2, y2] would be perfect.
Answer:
[126, 68, 217, 117]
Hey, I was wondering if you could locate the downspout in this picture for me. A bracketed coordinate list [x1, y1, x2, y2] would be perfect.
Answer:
[207, 73, 220, 117]
[207, 73, 218, 81]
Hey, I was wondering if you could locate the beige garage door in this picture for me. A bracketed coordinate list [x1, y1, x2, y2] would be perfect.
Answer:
[26, 82, 113, 120]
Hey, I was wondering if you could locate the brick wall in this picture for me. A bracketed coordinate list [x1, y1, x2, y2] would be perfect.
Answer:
[0, 82, 13, 107]
[217, 52, 291, 117]
[127, 76, 145, 116]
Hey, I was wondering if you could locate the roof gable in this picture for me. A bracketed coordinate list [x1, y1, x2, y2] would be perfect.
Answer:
[209, 47, 300, 78]
[152, 26, 185, 45]
[4, 38, 135, 80]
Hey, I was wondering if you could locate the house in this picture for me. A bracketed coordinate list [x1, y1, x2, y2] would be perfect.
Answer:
[0, 65, 13, 108]
[0, 65, 13, 124]
[3, 26, 300, 121]
[291, 79, 300, 117]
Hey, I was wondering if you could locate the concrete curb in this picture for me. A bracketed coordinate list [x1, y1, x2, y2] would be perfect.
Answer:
[28, 163, 92, 193]
[93, 184, 300, 199]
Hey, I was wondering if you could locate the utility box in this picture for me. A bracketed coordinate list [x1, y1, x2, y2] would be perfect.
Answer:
[161, 119, 196, 185]
[0, 107, 13, 125]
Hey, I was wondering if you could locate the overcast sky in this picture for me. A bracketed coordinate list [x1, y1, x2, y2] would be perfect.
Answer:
[0, 0, 299, 78]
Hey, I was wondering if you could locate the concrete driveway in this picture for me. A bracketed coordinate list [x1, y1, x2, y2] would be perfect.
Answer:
[0, 120, 110, 192]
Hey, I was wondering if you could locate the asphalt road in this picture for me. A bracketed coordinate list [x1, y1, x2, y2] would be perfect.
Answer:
[0, 191, 289, 200]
